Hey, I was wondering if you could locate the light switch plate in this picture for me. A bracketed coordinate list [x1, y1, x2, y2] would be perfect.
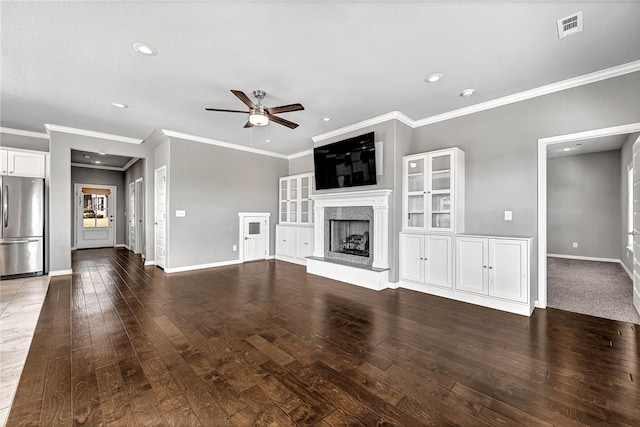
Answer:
[175, 210, 186, 217]
[504, 210, 512, 221]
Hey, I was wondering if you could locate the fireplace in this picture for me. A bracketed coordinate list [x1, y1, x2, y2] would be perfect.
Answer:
[330, 219, 370, 257]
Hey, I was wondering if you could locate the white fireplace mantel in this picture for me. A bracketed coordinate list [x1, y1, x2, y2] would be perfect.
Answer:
[310, 189, 392, 269]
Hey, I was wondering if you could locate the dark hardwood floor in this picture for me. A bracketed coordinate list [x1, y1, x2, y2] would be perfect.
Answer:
[7, 248, 640, 426]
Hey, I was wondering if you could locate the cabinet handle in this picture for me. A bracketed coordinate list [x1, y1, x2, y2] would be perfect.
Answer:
[489, 266, 493, 269]
[483, 265, 487, 268]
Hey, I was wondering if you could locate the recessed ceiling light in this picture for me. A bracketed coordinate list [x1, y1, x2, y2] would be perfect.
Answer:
[560, 147, 574, 152]
[132, 42, 157, 56]
[83, 155, 91, 159]
[98, 152, 106, 155]
[95, 160, 102, 164]
[460, 89, 475, 98]
[111, 102, 129, 109]
[323, 117, 331, 122]
[425, 73, 444, 83]
[265, 139, 271, 143]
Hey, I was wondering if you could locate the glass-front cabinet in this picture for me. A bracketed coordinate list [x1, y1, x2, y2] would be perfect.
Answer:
[278, 173, 314, 225]
[403, 148, 464, 233]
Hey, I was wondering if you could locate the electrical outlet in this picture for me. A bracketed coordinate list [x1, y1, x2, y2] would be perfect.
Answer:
[504, 210, 512, 221]
[572, 242, 578, 248]
[232, 245, 237, 251]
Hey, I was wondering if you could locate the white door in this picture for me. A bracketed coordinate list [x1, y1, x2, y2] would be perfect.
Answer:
[135, 178, 144, 254]
[399, 233, 424, 282]
[488, 239, 528, 303]
[129, 182, 136, 251]
[455, 237, 488, 295]
[633, 141, 640, 315]
[76, 184, 116, 249]
[243, 216, 267, 262]
[425, 235, 452, 288]
[155, 166, 167, 269]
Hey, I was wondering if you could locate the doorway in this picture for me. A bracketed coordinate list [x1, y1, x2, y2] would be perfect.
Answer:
[128, 178, 144, 254]
[75, 183, 116, 249]
[155, 166, 167, 269]
[238, 212, 270, 262]
[538, 123, 640, 321]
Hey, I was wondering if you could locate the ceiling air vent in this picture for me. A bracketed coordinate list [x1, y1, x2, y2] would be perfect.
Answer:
[557, 11, 583, 39]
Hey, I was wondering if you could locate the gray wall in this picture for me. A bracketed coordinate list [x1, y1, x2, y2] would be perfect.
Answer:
[620, 133, 638, 272]
[411, 71, 640, 302]
[288, 153, 314, 176]
[71, 166, 126, 246]
[547, 151, 621, 258]
[166, 137, 288, 269]
[49, 131, 157, 272]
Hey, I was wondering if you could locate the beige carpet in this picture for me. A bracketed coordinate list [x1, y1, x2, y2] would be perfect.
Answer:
[547, 257, 640, 325]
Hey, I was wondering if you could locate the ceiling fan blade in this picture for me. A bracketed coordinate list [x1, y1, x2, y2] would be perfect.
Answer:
[265, 103, 304, 115]
[231, 90, 256, 110]
[268, 114, 299, 129]
[243, 121, 253, 128]
[205, 108, 248, 113]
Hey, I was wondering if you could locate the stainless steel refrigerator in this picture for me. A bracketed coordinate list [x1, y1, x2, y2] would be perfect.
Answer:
[0, 176, 44, 277]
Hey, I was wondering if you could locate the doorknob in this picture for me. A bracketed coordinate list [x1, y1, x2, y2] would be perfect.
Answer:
[244, 236, 249, 240]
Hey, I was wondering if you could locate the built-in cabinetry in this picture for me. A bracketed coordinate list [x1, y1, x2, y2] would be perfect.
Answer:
[455, 236, 529, 304]
[276, 173, 314, 265]
[279, 173, 313, 225]
[400, 233, 452, 289]
[0, 148, 46, 178]
[400, 147, 532, 315]
[275, 225, 313, 265]
[403, 148, 464, 233]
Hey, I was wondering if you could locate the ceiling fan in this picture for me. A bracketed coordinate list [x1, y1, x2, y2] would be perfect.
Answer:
[205, 89, 304, 129]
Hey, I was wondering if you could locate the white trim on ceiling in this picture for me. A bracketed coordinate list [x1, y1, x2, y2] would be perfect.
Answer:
[288, 149, 313, 160]
[0, 127, 49, 139]
[312, 111, 413, 143]
[122, 157, 138, 170]
[160, 129, 289, 159]
[45, 124, 143, 144]
[311, 60, 640, 143]
[71, 162, 130, 172]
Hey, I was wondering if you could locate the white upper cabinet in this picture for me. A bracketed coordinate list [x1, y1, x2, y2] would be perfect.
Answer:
[403, 148, 464, 233]
[279, 173, 314, 225]
[0, 148, 46, 178]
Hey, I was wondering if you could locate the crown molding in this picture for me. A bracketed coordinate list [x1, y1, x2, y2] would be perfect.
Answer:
[71, 162, 128, 172]
[311, 60, 640, 141]
[287, 149, 313, 160]
[0, 127, 49, 139]
[312, 111, 412, 143]
[45, 124, 142, 144]
[414, 60, 640, 127]
[160, 129, 289, 159]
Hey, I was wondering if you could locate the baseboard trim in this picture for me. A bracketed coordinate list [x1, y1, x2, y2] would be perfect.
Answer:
[620, 260, 633, 280]
[144, 260, 155, 266]
[49, 269, 73, 277]
[116, 244, 128, 249]
[265, 255, 275, 260]
[547, 254, 619, 263]
[71, 247, 77, 251]
[164, 259, 241, 273]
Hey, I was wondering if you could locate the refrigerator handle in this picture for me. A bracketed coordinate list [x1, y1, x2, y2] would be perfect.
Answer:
[3, 185, 7, 228]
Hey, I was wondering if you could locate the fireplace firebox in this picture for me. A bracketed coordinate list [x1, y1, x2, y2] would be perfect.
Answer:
[329, 220, 370, 257]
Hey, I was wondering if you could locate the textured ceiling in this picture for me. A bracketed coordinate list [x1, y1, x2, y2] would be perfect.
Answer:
[2, 1, 639, 155]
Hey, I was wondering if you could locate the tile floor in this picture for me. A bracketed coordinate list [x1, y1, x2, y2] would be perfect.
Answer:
[0, 276, 50, 427]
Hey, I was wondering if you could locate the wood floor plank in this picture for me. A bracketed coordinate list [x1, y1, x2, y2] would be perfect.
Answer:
[7, 249, 640, 426]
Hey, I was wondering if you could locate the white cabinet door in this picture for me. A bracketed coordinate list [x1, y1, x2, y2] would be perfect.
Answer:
[400, 233, 424, 282]
[425, 235, 452, 288]
[296, 227, 313, 259]
[0, 149, 7, 175]
[279, 179, 289, 223]
[455, 237, 488, 295]
[7, 150, 46, 178]
[489, 239, 528, 302]
[276, 226, 297, 257]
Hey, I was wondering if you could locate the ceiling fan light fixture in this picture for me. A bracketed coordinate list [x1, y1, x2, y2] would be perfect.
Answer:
[249, 110, 269, 126]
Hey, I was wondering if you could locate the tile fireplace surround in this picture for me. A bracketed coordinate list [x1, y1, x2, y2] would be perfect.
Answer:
[307, 189, 392, 290]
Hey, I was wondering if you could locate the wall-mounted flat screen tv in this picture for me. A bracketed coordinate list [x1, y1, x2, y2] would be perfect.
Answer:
[313, 132, 377, 190]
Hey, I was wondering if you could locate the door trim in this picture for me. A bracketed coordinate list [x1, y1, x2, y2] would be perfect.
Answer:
[537, 122, 640, 309]
[154, 166, 167, 269]
[134, 177, 144, 254]
[238, 212, 271, 263]
[74, 183, 117, 249]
